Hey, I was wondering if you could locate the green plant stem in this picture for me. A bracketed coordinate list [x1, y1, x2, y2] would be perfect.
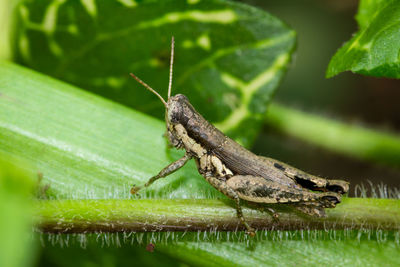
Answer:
[265, 103, 400, 167]
[34, 198, 400, 233]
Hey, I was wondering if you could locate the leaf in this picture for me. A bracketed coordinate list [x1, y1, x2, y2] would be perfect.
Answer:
[0, 154, 38, 267]
[39, 240, 178, 267]
[14, 0, 295, 146]
[326, 0, 400, 79]
[355, 0, 387, 29]
[0, 0, 21, 60]
[36, 230, 400, 267]
[0, 60, 218, 199]
[162, 236, 400, 267]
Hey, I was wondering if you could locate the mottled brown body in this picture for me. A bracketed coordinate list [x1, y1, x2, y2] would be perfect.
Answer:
[169, 95, 347, 188]
[130, 37, 349, 235]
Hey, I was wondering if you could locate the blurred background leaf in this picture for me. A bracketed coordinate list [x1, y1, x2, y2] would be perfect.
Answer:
[0, 61, 216, 199]
[356, 0, 387, 29]
[14, 0, 295, 146]
[327, 0, 400, 78]
[0, 154, 38, 267]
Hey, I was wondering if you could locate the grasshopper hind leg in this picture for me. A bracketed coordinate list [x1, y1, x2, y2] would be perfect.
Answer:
[226, 175, 342, 208]
[227, 175, 342, 219]
[204, 175, 256, 236]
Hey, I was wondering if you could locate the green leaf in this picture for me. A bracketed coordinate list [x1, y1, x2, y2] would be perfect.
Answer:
[37, 230, 400, 267]
[326, 0, 400, 78]
[0, 0, 22, 60]
[355, 0, 387, 29]
[0, 154, 38, 267]
[39, 242, 179, 267]
[163, 235, 400, 267]
[14, 0, 295, 146]
[0, 60, 217, 199]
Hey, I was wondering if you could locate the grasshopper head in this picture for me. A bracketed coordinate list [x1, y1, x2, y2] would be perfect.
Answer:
[165, 94, 194, 148]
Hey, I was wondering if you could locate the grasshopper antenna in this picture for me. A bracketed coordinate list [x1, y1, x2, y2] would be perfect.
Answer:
[129, 72, 167, 107]
[167, 36, 174, 99]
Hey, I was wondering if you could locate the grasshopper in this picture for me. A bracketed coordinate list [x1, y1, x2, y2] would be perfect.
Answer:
[130, 37, 349, 235]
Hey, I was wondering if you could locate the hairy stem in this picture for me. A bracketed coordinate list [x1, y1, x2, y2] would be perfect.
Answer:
[34, 198, 400, 233]
[265, 103, 400, 167]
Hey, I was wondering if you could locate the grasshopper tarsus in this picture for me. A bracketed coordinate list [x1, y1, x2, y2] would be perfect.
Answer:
[246, 228, 256, 237]
[130, 185, 142, 195]
[241, 219, 256, 237]
[129, 37, 349, 235]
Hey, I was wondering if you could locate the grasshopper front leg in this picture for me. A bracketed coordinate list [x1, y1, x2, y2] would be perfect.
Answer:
[131, 153, 192, 194]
